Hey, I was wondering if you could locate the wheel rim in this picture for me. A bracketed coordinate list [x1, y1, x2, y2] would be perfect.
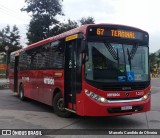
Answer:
[57, 98, 65, 111]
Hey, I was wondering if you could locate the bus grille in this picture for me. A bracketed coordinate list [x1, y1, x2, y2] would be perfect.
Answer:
[97, 83, 149, 91]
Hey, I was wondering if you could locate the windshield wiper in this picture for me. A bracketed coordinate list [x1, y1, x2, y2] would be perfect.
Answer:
[127, 45, 138, 71]
[127, 48, 131, 70]
[104, 41, 120, 77]
[104, 41, 119, 60]
[130, 45, 138, 59]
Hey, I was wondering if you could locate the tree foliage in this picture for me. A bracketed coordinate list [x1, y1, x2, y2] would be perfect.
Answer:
[149, 53, 156, 67]
[51, 17, 95, 35]
[22, 0, 63, 44]
[0, 25, 21, 53]
[79, 17, 95, 25]
[22, 0, 63, 17]
[22, 0, 95, 44]
[26, 15, 59, 44]
[51, 19, 78, 35]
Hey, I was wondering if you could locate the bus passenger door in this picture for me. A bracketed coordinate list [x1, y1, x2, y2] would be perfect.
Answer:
[64, 39, 78, 110]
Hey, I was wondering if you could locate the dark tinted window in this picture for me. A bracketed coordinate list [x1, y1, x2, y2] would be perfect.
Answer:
[19, 39, 65, 70]
[46, 40, 64, 68]
[10, 55, 15, 69]
[19, 52, 30, 70]
[31, 45, 47, 69]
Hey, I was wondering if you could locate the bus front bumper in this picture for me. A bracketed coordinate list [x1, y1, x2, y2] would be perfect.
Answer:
[76, 95, 151, 116]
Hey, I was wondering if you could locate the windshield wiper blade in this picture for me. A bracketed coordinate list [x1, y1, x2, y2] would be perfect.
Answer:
[127, 48, 132, 70]
[104, 41, 119, 60]
[130, 45, 138, 59]
[127, 45, 138, 71]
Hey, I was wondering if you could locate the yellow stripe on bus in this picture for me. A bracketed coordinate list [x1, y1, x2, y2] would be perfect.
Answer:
[65, 34, 78, 41]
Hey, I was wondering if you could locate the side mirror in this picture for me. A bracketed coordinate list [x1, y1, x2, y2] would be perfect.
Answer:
[80, 39, 86, 53]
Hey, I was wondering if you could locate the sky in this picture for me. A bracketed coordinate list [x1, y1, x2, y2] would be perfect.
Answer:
[0, 0, 160, 53]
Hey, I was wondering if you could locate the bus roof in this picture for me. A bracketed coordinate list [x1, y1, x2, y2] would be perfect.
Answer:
[11, 23, 147, 56]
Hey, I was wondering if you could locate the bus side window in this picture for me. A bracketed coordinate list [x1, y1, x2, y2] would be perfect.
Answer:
[29, 45, 47, 70]
[10, 55, 15, 70]
[45, 39, 65, 69]
[19, 52, 26, 70]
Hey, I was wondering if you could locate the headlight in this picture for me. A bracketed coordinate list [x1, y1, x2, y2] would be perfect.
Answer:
[99, 97, 106, 103]
[85, 89, 107, 103]
[142, 91, 151, 100]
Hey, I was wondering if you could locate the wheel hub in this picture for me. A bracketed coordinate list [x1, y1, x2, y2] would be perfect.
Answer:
[57, 98, 65, 111]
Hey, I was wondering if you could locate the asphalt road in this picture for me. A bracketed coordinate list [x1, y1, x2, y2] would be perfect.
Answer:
[0, 79, 160, 138]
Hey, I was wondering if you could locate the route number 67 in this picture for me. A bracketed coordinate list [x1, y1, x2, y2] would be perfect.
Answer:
[97, 28, 104, 35]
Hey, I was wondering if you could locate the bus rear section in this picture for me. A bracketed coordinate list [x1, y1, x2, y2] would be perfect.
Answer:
[9, 24, 151, 117]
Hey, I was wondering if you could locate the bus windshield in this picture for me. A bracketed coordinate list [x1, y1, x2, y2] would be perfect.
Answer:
[85, 42, 149, 82]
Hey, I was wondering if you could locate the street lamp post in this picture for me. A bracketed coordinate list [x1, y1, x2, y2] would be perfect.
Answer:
[5, 46, 9, 79]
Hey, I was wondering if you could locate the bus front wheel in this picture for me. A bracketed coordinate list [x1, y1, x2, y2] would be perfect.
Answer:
[53, 93, 71, 118]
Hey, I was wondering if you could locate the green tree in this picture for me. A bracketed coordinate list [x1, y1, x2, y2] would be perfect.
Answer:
[51, 17, 95, 35]
[156, 52, 160, 68]
[21, 0, 63, 44]
[79, 17, 95, 25]
[149, 53, 157, 68]
[0, 25, 21, 53]
[52, 19, 78, 35]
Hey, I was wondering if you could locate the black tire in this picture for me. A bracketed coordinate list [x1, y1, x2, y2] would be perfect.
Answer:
[53, 93, 71, 118]
[19, 85, 25, 101]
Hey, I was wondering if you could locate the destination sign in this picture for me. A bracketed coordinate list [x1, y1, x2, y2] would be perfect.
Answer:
[87, 27, 148, 41]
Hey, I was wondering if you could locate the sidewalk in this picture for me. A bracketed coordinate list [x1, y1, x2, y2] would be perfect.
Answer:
[0, 78, 9, 89]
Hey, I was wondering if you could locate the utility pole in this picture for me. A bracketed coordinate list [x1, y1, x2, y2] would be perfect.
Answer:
[5, 46, 9, 79]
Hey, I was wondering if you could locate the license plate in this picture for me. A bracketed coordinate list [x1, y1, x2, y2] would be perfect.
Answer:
[121, 105, 132, 110]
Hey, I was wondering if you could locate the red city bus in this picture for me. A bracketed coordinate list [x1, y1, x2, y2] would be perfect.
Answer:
[9, 24, 151, 117]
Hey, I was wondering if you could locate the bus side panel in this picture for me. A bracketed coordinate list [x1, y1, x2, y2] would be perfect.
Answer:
[38, 70, 52, 105]
[20, 69, 64, 106]
[19, 70, 37, 100]
[38, 70, 64, 106]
